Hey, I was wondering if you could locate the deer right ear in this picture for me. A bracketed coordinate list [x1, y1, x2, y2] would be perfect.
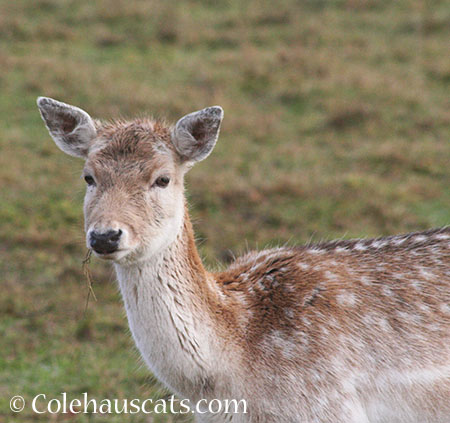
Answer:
[37, 97, 97, 158]
[171, 106, 224, 164]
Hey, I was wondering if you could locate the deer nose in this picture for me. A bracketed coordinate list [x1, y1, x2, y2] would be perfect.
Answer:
[89, 229, 122, 254]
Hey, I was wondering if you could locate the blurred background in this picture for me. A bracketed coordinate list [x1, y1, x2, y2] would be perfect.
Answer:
[1, 0, 449, 421]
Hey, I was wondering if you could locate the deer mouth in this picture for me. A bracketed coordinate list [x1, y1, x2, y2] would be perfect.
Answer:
[91, 248, 131, 261]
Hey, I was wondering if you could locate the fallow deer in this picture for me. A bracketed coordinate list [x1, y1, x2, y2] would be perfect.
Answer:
[37, 97, 450, 423]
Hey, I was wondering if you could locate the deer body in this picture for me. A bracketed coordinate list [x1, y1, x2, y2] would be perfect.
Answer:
[37, 97, 450, 422]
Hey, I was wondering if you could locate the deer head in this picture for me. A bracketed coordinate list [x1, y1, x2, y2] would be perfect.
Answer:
[37, 97, 223, 264]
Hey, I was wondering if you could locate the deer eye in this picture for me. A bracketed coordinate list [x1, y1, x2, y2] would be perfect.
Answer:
[84, 175, 96, 186]
[153, 176, 170, 188]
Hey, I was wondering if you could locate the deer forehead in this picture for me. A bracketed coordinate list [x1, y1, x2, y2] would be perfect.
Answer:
[85, 120, 179, 182]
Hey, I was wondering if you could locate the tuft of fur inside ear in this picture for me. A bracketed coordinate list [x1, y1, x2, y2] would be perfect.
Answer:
[37, 97, 97, 158]
[172, 106, 224, 163]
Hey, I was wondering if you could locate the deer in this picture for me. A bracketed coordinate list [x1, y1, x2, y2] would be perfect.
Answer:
[37, 96, 449, 423]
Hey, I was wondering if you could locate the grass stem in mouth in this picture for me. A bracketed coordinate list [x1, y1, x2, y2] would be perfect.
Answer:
[82, 249, 97, 315]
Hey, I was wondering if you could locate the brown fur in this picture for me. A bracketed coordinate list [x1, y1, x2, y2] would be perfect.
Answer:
[216, 228, 449, 360]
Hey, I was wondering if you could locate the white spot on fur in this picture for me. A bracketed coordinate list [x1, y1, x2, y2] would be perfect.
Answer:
[354, 243, 368, 251]
[308, 248, 325, 255]
[327, 317, 340, 329]
[234, 292, 248, 307]
[284, 283, 295, 293]
[360, 276, 371, 286]
[376, 366, 450, 388]
[264, 330, 297, 360]
[426, 323, 442, 332]
[362, 314, 374, 326]
[285, 308, 295, 319]
[297, 331, 309, 346]
[324, 270, 339, 280]
[378, 318, 391, 332]
[411, 279, 422, 291]
[302, 317, 311, 327]
[396, 310, 420, 324]
[419, 268, 435, 280]
[336, 293, 356, 307]
[298, 262, 310, 270]
[216, 289, 226, 301]
[413, 235, 427, 243]
[313, 264, 326, 272]
[371, 240, 387, 248]
[376, 264, 386, 272]
[382, 286, 393, 297]
[418, 303, 430, 313]
[392, 237, 407, 246]
[440, 303, 450, 314]
[393, 272, 406, 281]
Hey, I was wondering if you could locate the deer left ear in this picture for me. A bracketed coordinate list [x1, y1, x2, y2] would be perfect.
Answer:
[37, 97, 97, 158]
[171, 106, 224, 163]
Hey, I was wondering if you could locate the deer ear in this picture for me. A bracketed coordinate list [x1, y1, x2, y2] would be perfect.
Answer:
[37, 97, 97, 158]
[171, 106, 223, 163]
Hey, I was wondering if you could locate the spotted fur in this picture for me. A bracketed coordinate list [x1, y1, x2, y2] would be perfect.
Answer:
[38, 97, 450, 423]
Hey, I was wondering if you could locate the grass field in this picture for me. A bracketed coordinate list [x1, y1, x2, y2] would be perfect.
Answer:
[1, 0, 449, 421]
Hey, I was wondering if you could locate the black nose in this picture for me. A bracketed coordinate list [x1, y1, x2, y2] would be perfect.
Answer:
[89, 229, 122, 254]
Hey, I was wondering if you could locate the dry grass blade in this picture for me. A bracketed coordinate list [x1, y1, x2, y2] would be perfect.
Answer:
[82, 249, 97, 315]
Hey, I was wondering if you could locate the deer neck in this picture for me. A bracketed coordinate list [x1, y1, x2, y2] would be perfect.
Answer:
[113, 209, 221, 397]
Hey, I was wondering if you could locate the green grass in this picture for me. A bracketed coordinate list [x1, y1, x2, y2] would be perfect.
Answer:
[1, 0, 449, 421]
